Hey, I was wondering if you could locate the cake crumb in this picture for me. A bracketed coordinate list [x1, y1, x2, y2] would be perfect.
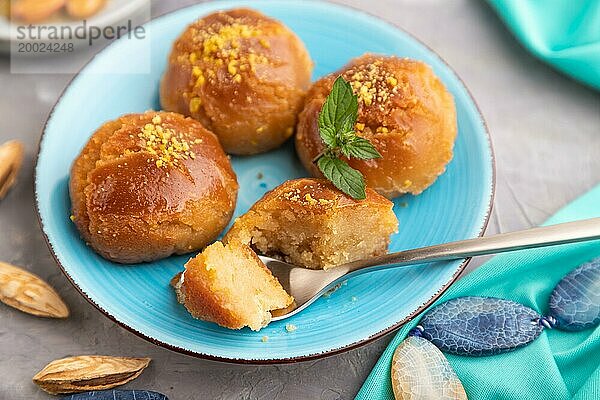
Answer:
[285, 323, 297, 333]
[351, 296, 358, 302]
[69, 215, 75, 222]
[261, 335, 269, 343]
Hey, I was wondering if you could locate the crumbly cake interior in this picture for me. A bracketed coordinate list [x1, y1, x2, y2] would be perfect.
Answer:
[225, 179, 398, 270]
[245, 207, 395, 270]
[177, 241, 292, 331]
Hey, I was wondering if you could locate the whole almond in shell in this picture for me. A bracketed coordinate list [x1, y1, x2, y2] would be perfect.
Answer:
[0, 261, 69, 318]
[0, 140, 24, 200]
[33, 355, 151, 395]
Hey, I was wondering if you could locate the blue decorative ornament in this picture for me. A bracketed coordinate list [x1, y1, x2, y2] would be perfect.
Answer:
[61, 390, 168, 400]
[549, 257, 600, 331]
[416, 297, 544, 356]
[393, 257, 600, 396]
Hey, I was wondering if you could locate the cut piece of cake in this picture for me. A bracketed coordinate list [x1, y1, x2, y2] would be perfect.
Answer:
[173, 241, 293, 331]
[224, 178, 399, 269]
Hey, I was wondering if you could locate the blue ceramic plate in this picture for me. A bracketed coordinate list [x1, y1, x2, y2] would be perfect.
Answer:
[35, 0, 494, 363]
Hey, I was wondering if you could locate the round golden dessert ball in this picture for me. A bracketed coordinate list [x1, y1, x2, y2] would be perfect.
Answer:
[160, 8, 313, 155]
[296, 54, 457, 198]
[69, 111, 239, 264]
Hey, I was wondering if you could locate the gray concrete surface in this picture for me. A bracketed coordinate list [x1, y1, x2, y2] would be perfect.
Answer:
[1, 0, 599, 399]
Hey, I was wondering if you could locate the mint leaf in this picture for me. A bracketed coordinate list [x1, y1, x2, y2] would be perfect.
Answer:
[318, 76, 358, 146]
[315, 76, 381, 200]
[317, 154, 366, 200]
[338, 114, 356, 142]
[341, 137, 382, 160]
[318, 124, 338, 148]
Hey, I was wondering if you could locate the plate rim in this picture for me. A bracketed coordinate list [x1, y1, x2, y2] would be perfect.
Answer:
[33, 0, 496, 364]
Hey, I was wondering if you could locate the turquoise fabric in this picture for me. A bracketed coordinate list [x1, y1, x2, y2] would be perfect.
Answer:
[488, 0, 600, 91]
[356, 184, 600, 400]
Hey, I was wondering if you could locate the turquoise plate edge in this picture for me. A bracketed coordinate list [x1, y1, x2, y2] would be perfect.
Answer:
[34, 0, 495, 363]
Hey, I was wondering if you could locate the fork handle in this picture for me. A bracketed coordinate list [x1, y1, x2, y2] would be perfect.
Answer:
[342, 217, 600, 273]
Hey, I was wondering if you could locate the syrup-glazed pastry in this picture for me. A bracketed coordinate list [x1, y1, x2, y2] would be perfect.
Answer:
[69, 111, 238, 264]
[161, 8, 313, 155]
[296, 54, 457, 198]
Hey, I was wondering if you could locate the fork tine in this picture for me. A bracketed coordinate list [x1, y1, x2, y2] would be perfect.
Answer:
[259, 255, 350, 320]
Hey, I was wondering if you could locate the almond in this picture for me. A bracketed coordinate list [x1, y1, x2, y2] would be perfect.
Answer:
[11, 0, 66, 23]
[0, 140, 24, 200]
[33, 355, 151, 395]
[0, 261, 69, 318]
[66, 0, 106, 19]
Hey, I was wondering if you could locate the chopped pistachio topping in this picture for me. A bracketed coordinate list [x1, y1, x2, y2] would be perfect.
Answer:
[281, 187, 334, 206]
[304, 193, 317, 206]
[138, 115, 198, 169]
[347, 60, 399, 110]
[182, 17, 274, 114]
[185, 19, 270, 85]
[189, 97, 202, 113]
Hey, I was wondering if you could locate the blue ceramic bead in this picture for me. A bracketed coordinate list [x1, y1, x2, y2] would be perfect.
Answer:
[61, 390, 168, 400]
[548, 257, 600, 331]
[419, 297, 543, 356]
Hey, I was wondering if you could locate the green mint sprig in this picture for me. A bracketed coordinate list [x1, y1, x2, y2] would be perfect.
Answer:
[315, 76, 381, 200]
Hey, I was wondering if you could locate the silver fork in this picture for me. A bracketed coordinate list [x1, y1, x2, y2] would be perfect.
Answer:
[260, 217, 600, 321]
